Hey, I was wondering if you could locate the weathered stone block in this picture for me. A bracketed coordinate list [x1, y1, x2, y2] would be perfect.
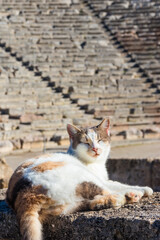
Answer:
[126, 128, 143, 140]
[0, 123, 13, 131]
[0, 190, 160, 240]
[9, 108, 24, 118]
[108, 158, 160, 191]
[21, 132, 44, 143]
[11, 139, 21, 150]
[0, 158, 13, 189]
[20, 113, 43, 124]
[0, 141, 13, 155]
[0, 115, 9, 123]
[21, 142, 31, 151]
[152, 160, 160, 191]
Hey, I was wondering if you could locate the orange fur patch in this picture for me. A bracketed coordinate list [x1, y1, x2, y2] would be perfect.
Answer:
[102, 190, 110, 195]
[15, 185, 49, 218]
[21, 160, 34, 169]
[90, 194, 112, 210]
[14, 184, 66, 222]
[32, 161, 65, 173]
[40, 204, 67, 219]
[6, 160, 34, 202]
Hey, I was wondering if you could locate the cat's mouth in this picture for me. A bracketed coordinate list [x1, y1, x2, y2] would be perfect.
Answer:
[92, 152, 100, 157]
[87, 148, 102, 158]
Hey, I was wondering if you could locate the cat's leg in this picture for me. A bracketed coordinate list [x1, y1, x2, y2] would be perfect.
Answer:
[106, 180, 153, 195]
[88, 192, 126, 210]
[105, 180, 153, 203]
[76, 181, 126, 211]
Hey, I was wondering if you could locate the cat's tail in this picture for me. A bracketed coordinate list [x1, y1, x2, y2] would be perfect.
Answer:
[18, 209, 42, 240]
[14, 189, 44, 240]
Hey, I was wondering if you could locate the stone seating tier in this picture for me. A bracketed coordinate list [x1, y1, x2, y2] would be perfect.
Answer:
[0, 0, 160, 154]
[87, 0, 160, 91]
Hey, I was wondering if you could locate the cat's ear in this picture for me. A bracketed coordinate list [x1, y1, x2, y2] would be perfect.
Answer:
[97, 118, 110, 135]
[67, 124, 81, 139]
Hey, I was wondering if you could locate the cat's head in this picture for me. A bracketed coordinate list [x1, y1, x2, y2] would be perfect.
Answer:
[67, 119, 111, 164]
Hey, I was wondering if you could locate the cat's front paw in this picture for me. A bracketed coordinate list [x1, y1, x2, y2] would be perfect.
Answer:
[142, 187, 153, 197]
[125, 190, 143, 203]
[125, 187, 153, 203]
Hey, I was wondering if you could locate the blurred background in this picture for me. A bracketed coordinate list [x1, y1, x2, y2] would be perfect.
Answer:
[0, 0, 160, 171]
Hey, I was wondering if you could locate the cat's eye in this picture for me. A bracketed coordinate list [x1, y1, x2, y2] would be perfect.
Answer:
[85, 142, 90, 146]
[79, 140, 90, 146]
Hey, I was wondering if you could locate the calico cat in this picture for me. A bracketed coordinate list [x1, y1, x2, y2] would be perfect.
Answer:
[6, 119, 153, 240]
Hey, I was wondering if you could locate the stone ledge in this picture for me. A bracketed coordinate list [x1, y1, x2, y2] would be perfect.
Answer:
[0, 190, 160, 240]
[108, 158, 160, 191]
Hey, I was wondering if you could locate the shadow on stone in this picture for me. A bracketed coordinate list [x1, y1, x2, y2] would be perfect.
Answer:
[0, 190, 160, 240]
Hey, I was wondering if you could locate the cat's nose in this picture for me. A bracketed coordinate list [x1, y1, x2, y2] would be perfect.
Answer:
[92, 147, 98, 153]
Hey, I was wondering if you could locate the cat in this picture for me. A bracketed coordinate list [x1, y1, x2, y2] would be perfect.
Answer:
[6, 119, 153, 240]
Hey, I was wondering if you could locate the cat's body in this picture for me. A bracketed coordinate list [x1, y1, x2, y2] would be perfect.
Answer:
[6, 119, 153, 240]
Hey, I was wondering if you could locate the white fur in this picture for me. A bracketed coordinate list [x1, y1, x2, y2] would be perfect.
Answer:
[74, 141, 110, 182]
[22, 131, 153, 213]
[23, 153, 110, 208]
[87, 130, 98, 148]
[74, 139, 110, 164]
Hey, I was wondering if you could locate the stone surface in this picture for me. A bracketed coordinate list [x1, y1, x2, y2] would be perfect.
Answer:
[0, 141, 13, 156]
[0, 189, 159, 240]
[108, 158, 160, 191]
[0, 158, 13, 189]
[20, 113, 43, 124]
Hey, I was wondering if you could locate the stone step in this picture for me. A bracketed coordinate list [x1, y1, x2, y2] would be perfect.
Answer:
[0, 0, 159, 152]
[77, 96, 157, 107]
[128, 113, 160, 123]
[143, 104, 160, 113]
[88, 0, 160, 97]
